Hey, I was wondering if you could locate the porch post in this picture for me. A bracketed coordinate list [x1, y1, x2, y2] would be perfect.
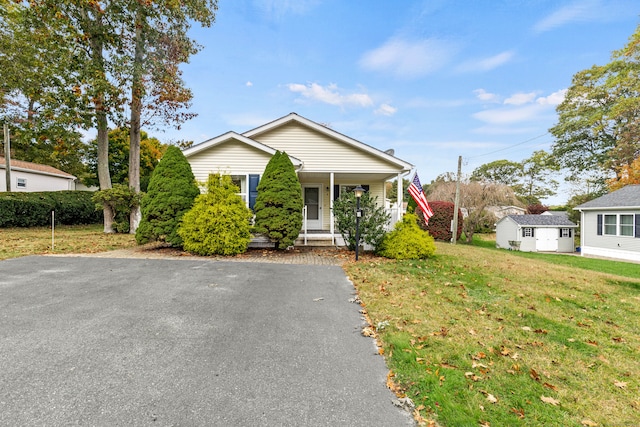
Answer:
[397, 173, 403, 222]
[330, 172, 335, 245]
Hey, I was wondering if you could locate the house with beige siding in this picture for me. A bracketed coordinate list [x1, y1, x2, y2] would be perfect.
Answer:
[574, 185, 640, 262]
[182, 113, 413, 245]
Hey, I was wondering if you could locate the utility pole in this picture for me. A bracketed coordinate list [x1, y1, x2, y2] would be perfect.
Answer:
[451, 155, 462, 244]
[4, 124, 10, 192]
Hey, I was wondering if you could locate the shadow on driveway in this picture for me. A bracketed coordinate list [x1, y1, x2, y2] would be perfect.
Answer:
[0, 256, 414, 426]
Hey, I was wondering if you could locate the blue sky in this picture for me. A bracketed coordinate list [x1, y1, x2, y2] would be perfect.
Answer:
[158, 0, 639, 204]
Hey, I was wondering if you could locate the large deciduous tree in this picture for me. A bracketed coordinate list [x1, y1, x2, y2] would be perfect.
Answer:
[550, 23, 640, 185]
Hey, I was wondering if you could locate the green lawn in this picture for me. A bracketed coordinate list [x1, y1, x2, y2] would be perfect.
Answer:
[344, 241, 640, 427]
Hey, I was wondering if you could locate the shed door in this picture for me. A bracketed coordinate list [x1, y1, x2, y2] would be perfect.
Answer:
[536, 228, 557, 252]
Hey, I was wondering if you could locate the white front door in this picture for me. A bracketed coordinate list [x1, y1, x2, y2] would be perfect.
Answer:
[303, 185, 322, 229]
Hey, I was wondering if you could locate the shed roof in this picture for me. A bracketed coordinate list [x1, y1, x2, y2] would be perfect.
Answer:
[504, 214, 577, 227]
[0, 156, 76, 179]
[575, 185, 640, 210]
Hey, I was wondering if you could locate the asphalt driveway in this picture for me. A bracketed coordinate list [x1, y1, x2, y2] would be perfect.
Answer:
[0, 256, 413, 426]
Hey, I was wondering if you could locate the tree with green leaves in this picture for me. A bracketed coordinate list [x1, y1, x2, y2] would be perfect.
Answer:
[84, 128, 166, 192]
[253, 151, 303, 249]
[136, 146, 200, 247]
[471, 159, 523, 190]
[520, 150, 560, 205]
[179, 173, 252, 256]
[550, 23, 640, 185]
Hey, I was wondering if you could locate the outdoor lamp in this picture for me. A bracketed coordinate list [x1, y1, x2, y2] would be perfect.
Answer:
[353, 185, 365, 261]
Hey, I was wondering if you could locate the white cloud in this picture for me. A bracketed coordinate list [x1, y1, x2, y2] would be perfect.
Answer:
[359, 37, 456, 78]
[533, 0, 607, 32]
[245, 81, 253, 87]
[504, 92, 537, 106]
[457, 51, 515, 73]
[474, 89, 500, 103]
[472, 104, 547, 125]
[374, 103, 398, 116]
[536, 89, 567, 105]
[287, 83, 374, 108]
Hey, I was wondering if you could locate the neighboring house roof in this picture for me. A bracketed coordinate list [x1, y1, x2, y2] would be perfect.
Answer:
[182, 131, 303, 168]
[574, 185, 640, 210]
[242, 112, 413, 172]
[501, 214, 577, 227]
[542, 211, 570, 218]
[0, 156, 76, 179]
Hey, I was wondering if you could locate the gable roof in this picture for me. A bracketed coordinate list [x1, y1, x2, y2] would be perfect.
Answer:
[501, 214, 577, 227]
[0, 156, 76, 179]
[182, 131, 303, 168]
[575, 185, 640, 210]
[242, 113, 413, 172]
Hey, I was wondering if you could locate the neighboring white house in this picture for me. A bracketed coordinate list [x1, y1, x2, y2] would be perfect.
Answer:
[574, 185, 640, 262]
[495, 214, 578, 253]
[487, 205, 526, 220]
[0, 157, 76, 192]
[182, 112, 414, 245]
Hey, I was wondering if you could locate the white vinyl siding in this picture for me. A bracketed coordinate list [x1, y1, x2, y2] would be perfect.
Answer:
[581, 211, 640, 261]
[187, 141, 272, 183]
[252, 122, 402, 174]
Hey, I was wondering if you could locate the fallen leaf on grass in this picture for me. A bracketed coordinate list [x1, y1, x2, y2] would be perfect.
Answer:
[486, 394, 498, 404]
[586, 340, 598, 347]
[530, 368, 541, 382]
[581, 420, 597, 427]
[540, 396, 559, 406]
[510, 407, 525, 419]
[614, 380, 627, 389]
[543, 382, 558, 391]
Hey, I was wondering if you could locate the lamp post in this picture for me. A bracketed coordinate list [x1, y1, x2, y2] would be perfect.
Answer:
[353, 185, 365, 261]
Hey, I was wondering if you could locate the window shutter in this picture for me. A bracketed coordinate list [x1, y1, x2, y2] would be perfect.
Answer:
[532, 228, 535, 237]
[559, 228, 562, 238]
[597, 214, 603, 235]
[635, 214, 640, 238]
[249, 174, 260, 210]
[522, 228, 525, 238]
[333, 185, 340, 201]
[569, 229, 572, 238]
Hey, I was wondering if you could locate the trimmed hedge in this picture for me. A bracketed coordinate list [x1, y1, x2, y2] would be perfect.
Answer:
[0, 191, 102, 227]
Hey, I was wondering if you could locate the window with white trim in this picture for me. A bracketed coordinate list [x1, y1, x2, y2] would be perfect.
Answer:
[231, 175, 247, 203]
[604, 214, 617, 235]
[560, 228, 571, 238]
[523, 227, 533, 237]
[620, 214, 634, 236]
[17, 178, 26, 188]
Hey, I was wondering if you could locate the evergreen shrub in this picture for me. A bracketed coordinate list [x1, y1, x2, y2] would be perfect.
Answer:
[179, 174, 252, 256]
[333, 191, 389, 251]
[379, 213, 436, 260]
[417, 201, 463, 241]
[253, 151, 303, 249]
[91, 184, 141, 233]
[0, 191, 101, 227]
[136, 146, 200, 246]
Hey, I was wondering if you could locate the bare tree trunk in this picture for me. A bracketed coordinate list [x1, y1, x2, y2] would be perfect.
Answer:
[128, 11, 144, 234]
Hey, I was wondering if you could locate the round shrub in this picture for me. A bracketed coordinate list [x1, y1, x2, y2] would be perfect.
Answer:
[178, 174, 253, 256]
[379, 213, 436, 260]
[417, 200, 463, 241]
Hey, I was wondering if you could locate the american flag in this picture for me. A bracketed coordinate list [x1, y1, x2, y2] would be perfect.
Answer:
[408, 173, 434, 223]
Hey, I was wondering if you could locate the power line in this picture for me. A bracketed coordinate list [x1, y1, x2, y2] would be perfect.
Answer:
[466, 132, 550, 160]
